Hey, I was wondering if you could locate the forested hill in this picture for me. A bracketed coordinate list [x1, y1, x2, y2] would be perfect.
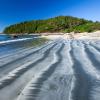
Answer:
[3, 16, 100, 34]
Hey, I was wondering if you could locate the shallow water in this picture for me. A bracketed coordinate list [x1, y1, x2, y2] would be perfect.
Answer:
[0, 34, 39, 41]
[0, 34, 11, 41]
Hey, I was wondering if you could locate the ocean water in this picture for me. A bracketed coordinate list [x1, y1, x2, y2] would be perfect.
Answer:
[0, 34, 39, 41]
[0, 34, 11, 41]
[0, 34, 40, 55]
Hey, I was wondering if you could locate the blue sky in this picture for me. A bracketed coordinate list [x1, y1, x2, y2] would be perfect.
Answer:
[0, 0, 100, 32]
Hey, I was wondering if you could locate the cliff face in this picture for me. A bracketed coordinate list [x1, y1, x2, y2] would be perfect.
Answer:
[3, 16, 100, 34]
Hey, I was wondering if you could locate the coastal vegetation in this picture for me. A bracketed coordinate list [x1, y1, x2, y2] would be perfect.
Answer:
[3, 16, 100, 34]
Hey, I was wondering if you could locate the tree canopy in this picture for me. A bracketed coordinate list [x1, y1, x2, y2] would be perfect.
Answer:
[3, 16, 100, 34]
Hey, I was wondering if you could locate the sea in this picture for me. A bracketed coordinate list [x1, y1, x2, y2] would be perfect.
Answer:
[0, 34, 40, 55]
[0, 34, 39, 41]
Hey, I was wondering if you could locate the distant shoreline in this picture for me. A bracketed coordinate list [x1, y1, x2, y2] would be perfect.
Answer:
[1, 31, 100, 40]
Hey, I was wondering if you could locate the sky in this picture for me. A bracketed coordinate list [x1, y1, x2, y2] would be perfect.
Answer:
[0, 0, 100, 32]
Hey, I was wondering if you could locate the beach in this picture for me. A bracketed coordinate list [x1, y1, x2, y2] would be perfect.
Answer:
[0, 38, 100, 100]
[0, 32, 100, 100]
[41, 31, 100, 40]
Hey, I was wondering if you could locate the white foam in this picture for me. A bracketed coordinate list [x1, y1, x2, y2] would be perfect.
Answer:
[0, 38, 33, 45]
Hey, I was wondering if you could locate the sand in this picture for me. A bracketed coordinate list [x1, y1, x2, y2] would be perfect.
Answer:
[41, 31, 100, 40]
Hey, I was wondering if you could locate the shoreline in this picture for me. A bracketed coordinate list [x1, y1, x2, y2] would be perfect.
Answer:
[1, 31, 100, 40]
